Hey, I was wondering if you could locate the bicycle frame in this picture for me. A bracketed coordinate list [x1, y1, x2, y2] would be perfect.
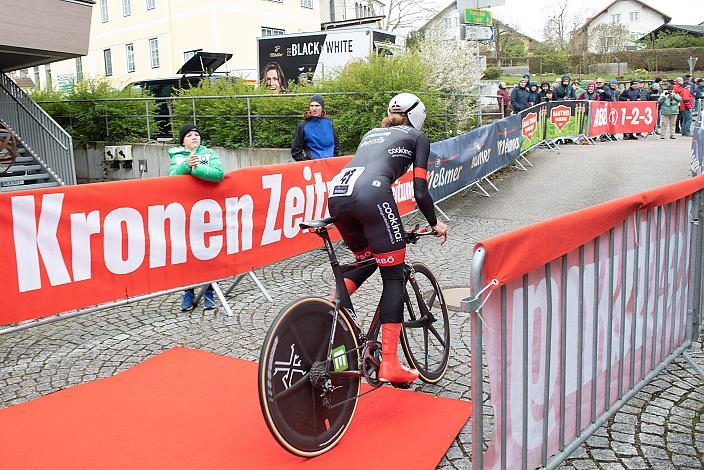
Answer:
[313, 226, 436, 378]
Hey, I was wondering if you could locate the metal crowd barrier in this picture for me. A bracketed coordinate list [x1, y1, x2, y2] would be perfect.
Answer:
[465, 188, 704, 469]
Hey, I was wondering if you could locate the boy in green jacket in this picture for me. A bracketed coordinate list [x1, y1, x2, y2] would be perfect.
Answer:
[169, 123, 224, 311]
[657, 86, 682, 140]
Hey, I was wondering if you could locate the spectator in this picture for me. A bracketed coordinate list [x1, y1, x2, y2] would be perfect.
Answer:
[608, 79, 620, 101]
[510, 76, 531, 113]
[576, 79, 588, 98]
[674, 78, 693, 136]
[572, 80, 582, 98]
[540, 88, 555, 103]
[497, 82, 511, 117]
[637, 80, 650, 101]
[658, 85, 682, 140]
[169, 123, 224, 312]
[693, 78, 704, 116]
[291, 94, 340, 161]
[649, 82, 662, 135]
[554, 75, 576, 100]
[578, 81, 601, 100]
[619, 81, 642, 140]
[537, 81, 551, 102]
[528, 82, 539, 107]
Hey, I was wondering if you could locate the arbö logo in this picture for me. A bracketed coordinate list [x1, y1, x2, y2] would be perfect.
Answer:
[387, 146, 413, 157]
[376, 254, 396, 265]
[381, 201, 403, 242]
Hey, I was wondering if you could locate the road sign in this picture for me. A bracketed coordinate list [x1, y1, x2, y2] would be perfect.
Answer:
[463, 25, 494, 41]
[457, 0, 505, 11]
[465, 8, 493, 26]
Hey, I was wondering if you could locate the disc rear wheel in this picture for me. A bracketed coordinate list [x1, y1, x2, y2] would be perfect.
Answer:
[258, 298, 360, 457]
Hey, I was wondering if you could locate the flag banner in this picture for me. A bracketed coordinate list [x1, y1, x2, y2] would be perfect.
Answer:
[519, 104, 548, 152]
[428, 114, 523, 202]
[0, 157, 418, 324]
[545, 101, 589, 140]
[588, 101, 657, 137]
[481, 201, 690, 470]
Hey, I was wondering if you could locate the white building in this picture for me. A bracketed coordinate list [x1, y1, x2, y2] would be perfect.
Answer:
[321, 0, 385, 25]
[580, 0, 672, 52]
[27, 0, 329, 90]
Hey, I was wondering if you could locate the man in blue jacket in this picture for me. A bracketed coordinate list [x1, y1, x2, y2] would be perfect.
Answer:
[510, 76, 531, 114]
[291, 94, 340, 161]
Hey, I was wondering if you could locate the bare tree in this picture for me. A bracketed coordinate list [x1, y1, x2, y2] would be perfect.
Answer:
[589, 23, 632, 53]
[543, 0, 584, 51]
[380, 0, 439, 32]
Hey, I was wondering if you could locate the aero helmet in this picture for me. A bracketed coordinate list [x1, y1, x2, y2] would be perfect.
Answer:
[388, 93, 426, 130]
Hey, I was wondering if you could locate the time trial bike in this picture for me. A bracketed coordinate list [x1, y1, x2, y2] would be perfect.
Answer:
[258, 217, 451, 457]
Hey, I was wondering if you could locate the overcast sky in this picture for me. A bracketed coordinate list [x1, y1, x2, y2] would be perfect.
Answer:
[427, 0, 704, 40]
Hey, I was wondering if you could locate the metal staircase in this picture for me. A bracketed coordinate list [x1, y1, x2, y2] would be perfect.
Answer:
[0, 72, 75, 191]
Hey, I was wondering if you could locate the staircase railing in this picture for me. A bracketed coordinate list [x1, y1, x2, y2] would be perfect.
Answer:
[0, 72, 75, 185]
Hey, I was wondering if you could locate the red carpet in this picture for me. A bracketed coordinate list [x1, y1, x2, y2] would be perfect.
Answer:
[0, 348, 471, 469]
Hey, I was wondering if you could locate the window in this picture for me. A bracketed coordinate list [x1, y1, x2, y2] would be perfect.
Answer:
[183, 49, 202, 62]
[444, 17, 458, 29]
[103, 48, 113, 76]
[123, 0, 131, 16]
[75, 57, 83, 81]
[261, 26, 285, 37]
[301, 0, 313, 7]
[629, 11, 639, 22]
[611, 13, 621, 24]
[126, 43, 135, 72]
[149, 38, 160, 68]
[100, 0, 108, 22]
[146, 0, 156, 9]
[33, 67, 40, 88]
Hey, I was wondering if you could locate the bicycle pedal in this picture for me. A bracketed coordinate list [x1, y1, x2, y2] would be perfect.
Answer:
[389, 381, 411, 389]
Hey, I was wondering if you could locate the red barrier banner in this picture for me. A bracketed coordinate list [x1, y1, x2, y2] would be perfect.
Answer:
[588, 101, 657, 137]
[482, 205, 690, 470]
[476, 175, 704, 289]
[0, 158, 415, 324]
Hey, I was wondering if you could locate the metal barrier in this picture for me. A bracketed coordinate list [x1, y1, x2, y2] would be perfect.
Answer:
[465, 187, 704, 469]
[0, 72, 75, 185]
[35, 91, 505, 146]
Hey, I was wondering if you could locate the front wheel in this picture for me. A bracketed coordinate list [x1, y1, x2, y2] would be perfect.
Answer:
[401, 262, 451, 383]
[258, 298, 360, 457]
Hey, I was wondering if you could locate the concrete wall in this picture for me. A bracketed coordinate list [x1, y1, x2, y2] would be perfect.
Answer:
[73, 142, 291, 184]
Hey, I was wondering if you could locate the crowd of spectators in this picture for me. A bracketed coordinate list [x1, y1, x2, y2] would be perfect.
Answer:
[500, 73, 703, 139]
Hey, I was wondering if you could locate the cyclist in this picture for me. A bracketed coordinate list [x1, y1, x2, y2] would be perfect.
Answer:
[328, 93, 447, 383]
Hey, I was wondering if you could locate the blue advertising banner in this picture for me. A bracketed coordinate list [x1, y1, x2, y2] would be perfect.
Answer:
[428, 114, 523, 202]
[691, 124, 704, 176]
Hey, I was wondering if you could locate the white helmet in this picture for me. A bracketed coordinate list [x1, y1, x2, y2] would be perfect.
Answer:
[388, 93, 426, 130]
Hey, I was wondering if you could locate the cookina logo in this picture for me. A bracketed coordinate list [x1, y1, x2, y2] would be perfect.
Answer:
[381, 201, 403, 242]
[522, 112, 538, 139]
[550, 105, 572, 131]
[387, 146, 413, 157]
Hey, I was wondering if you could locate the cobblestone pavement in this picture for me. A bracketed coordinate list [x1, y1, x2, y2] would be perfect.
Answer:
[1, 137, 703, 469]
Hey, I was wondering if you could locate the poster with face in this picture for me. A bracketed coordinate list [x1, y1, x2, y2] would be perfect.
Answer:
[257, 29, 396, 91]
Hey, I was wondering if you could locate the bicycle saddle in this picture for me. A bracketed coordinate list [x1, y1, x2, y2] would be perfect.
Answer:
[299, 217, 336, 230]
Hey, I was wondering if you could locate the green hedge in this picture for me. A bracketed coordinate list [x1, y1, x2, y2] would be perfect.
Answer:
[32, 79, 157, 145]
[35, 53, 474, 151]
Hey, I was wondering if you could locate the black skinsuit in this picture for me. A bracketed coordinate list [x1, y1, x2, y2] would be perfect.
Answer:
[328, 125, 438, 323]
